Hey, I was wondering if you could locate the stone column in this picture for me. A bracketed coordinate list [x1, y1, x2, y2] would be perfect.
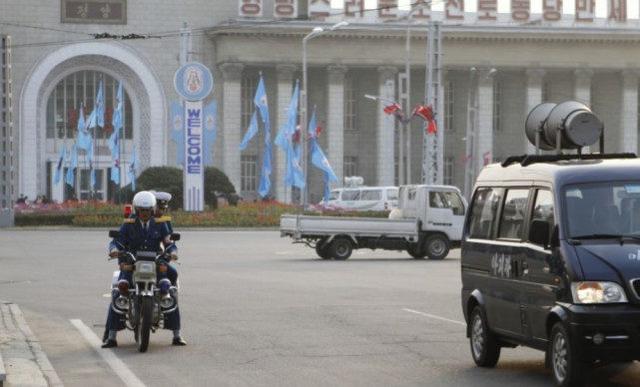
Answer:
[525, 69, 545, 153]
[220, 63, 244, 193]
[477, 68, 495, 169]
[327, 65, 347, 186]
[275, 64, 297, 203]
[376, 66, 397, 186]
[621, 70, 638, 154]
[574, 68, 593, 106]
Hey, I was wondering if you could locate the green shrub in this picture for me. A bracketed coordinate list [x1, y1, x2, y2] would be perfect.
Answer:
[137, 166, 184, 208]
[135, 166, 236, 210]
[204, 167, 236, 209]
[15, 213, 75, 226]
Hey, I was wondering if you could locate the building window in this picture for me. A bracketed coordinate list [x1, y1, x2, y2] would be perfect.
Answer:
[444, 157, 454, 186]
[493, 80, 502, 132]
[344, 156, 358, 177]
[46, 70, 133, 140]
[445, 80, 454, 131]
[241, 74, 258, 131]
[241, 155, 258, 193]
[344, 77, 356, 131]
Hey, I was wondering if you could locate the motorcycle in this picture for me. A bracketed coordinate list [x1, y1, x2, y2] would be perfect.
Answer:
[107, 230, 180, 352]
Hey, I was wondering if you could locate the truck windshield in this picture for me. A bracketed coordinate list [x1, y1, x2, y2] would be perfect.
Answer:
[564, 182, 640, 238]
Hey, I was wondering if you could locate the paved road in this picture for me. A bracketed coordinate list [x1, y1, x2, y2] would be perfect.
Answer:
[0, 230, 639, 386]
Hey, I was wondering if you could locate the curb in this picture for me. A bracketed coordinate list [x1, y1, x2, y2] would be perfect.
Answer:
[0, 302, 63, 387]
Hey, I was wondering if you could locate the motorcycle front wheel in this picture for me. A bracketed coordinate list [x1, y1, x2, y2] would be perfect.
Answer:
[138, 297, 153, 352]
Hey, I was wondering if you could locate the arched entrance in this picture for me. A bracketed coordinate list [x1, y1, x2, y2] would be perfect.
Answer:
[19, 42, 166, 200]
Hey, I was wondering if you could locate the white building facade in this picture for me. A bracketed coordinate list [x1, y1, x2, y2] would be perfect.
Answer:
[2, 0, 640, 204]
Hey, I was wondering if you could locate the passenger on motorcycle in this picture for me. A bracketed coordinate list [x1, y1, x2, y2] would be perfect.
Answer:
[150, 191, 179, 286]
[102, 191, 187, 348]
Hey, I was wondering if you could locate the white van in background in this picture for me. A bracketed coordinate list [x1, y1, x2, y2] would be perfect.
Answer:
[325, 186, 399, 211]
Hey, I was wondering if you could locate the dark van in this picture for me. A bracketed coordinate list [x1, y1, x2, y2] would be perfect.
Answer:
[461, 153, 640, 386]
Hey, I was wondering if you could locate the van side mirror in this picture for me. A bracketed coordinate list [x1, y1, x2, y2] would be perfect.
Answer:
[109, 230, 120, 238]
[530, 220, 550, 248]
[550, 225, 559, 249]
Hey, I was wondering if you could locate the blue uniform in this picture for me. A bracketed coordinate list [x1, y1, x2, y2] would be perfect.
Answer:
[105, 216, 181, 332]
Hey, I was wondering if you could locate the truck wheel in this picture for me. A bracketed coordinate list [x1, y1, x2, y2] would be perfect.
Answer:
[425, 234, 449, 260]
[469, 306, 500, 367]
[407, 243, 426, 259]
[329, 237, 353, 260]
[550, 322, 585, 387]
[315, 239, 331, 260]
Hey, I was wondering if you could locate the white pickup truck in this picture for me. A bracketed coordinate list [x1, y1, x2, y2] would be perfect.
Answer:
[280, 184, 467, 260]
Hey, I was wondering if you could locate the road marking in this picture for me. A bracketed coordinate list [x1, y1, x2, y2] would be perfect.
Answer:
[402, 308, 466, 327]
[70, 319, 146, 387]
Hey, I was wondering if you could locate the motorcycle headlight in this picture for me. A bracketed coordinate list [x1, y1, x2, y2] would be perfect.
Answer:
[114, 296, 129, 310]
[160, 295, 176, 309]
[137, 262, 155, 274]
[571, 281, 628, 304]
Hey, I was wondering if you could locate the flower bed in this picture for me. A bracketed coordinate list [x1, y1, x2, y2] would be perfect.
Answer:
[14, 200, 389, 227]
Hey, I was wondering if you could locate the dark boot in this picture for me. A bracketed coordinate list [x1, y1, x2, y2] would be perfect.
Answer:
[101, 339, 118, 348]
[172, 337, 187, 346]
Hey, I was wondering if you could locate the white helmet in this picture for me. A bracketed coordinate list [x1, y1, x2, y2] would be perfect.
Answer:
[132, 191, 156, 210]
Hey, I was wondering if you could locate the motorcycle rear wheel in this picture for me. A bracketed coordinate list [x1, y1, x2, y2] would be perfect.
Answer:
[138, 297, 153, 352]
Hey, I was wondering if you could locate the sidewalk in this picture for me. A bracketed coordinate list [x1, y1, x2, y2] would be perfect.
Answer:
[0, 302, 62, 387]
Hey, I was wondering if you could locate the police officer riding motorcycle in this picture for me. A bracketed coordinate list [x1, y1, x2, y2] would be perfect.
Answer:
[102, 191, 186, 351]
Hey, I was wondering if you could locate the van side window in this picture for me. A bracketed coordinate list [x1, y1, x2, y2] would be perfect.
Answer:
[529, 189, 554, 243]
[342, 190, 360, 200]
[498, 189, 529, 240]
[387, 189, 398, 201]
[469, 188, 502, 239]
[361, 189, 382, 201]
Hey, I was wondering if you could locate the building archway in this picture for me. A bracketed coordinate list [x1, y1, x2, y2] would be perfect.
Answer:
[19, 41, 166, 200]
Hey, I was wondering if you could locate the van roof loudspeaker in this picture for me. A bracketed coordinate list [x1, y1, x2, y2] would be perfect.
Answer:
[525, 101, 603, 152]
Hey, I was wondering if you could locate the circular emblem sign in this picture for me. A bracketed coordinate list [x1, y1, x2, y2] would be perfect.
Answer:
[174, 62, 214, 101]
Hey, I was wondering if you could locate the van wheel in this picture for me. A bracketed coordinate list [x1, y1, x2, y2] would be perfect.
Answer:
[426, 234, 449, 260]
[407, 243, 426, 259]
[329, 237, 353, 260]
[469, 306, 500, 367]
[550, 322, 584, 387]
[315, 239, 331, 260]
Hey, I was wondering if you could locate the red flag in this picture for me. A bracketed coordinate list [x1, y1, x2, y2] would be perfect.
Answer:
[292, 129, 301, 144]
[315, 124, 323, 138]
[384, 103, 402, 115]
[413, 104, 437, 134]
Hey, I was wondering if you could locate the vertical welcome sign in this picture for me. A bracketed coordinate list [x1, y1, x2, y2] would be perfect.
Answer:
[174, 62, 214, 211]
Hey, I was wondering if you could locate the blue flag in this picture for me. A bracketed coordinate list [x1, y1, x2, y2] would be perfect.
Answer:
[311, 139, 338, 200]
[203, 101, 217, 166]
[96, 79, 105, 128]
[86, 80, 105, 129]
[239, 111, 259, 151]
[254, 74, 270, 134]
[308, 107, 318, 138]
[169, 101, 184, 165]
[53, 145, 66, 185]
[254, 74, 272, 197]
[65, 144, 78, 187]
[112, 81, 123, 132]
[109, 84, 122, 185]
[128, 148, 138, 191]
[76, 104, 93, 151]
[275, 81, 299, 150]
[286, 140, 305, 189]
[274, 81, 304, 189]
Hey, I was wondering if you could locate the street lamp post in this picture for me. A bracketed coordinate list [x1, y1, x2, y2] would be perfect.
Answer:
[301, 21, 348, 209]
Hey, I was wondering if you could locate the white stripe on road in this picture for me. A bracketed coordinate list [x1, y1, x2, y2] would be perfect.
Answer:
[402, 308, 466, 326]
[70, 319, 146, 387]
